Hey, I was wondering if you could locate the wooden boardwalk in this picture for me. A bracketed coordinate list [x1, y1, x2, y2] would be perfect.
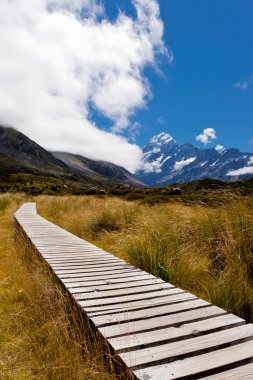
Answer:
[15, 202, 253, 379]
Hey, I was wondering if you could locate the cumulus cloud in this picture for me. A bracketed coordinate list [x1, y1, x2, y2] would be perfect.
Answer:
[234, 76, 253, 90]
[0, 0, 171, 172]
[196, 128, 217, 144]
[215, 144, 225, 152]
[227, 157, 253, 176]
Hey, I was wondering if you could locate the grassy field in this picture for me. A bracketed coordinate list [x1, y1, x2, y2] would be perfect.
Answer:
[1, 191, 253, 378]
[37, 193, 253, 322]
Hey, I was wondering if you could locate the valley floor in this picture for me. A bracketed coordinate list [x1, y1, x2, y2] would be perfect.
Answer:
[1, 192, 253, 378]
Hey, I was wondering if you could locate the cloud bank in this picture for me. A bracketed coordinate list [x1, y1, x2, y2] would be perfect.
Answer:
[0, 0, 171, 172]
[227, 157, 253, 176]
[196, 128, 217, 144]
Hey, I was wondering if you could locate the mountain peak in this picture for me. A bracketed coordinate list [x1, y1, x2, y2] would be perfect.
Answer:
[138, 132, 253, 185]
[148, 132, 175, 145]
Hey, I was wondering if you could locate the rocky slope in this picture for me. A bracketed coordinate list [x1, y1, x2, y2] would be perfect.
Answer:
[53, 151, 145, 187]
[0, 126, 145, 188]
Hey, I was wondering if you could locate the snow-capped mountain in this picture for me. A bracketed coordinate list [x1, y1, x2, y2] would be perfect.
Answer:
[137, 132, 253, 186]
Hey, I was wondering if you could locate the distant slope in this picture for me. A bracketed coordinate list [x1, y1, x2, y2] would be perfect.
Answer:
[0, 126, 145, 191]
[137, 132, 253, 186]
[0, 126, 68, 173]
[53, 151, 145, 188]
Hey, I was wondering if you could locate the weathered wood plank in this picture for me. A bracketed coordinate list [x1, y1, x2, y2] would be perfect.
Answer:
[199, 363, 253, 379]
[89, 299, 208, 326]
[71, 282, 174, 299]
[43, 253, 113, 259]
[134, 340, 253, 380]
[61, 271, 156, 284]
[83, 289, 194, 318]
[64, 274, 162, 288]
[99, 306, 227, 338]
[53, 264, 134, 275]
[121, 324, 253, 370]
[47, 258, 125, 266]
[58, 269, 140, 282]
[57, 268, 141, 280]
[109, 314, 245, 353]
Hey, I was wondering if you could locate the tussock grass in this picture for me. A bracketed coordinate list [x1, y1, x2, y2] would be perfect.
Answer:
[2, 192, 253, 378]
[38, 194, 253, 322]
[0, 194, 117, 380]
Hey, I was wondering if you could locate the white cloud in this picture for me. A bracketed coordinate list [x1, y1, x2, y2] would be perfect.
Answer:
[196, 128, 217, 144]
[234, 76, 253, 90]
[47, 0, 105, 16]
[157, 116, 165, 125]
[174, 157, 196, 171]
[0, 0, 171, 172]
[227, 156, 253, 176]
[215, 144, 225, 152]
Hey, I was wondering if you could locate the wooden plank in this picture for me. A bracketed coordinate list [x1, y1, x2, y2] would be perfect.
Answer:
[82, 288, 192, 317]
[89, 299, 207, 326]
[43, 253, 113, 259]
[46, 258, 125, 265]
[120, 324, 253, 370]
[134, 340, 253, 380]
[61, 272, 157, 284]
[71, 282, 174, 299]
[83, 290, 188, 309]
[66, 278, 165, 293]
[54, 264, 133, 275]
[44, 254, 111, 260]
[199, 363, 253, 379]
[99, 306, 227, 338]
[42, 252, 113, 258]
[57, 268, 141, 280]
[85, 291, 195, 315]
[109, 314, 245, 353]
[48, 258, 123, 264]
[49, 262, 126, 270]
[35, 245, 96, 250]
[65, 275, 162, 288]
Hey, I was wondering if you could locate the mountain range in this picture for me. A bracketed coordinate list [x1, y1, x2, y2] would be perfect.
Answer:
[1, 126, 253, 192]
[0, 126, 144, 191]
[137, 132, 253, 186]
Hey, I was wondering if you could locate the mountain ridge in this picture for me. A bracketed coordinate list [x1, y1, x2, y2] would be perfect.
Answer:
[137, 132, 253, 186]
[0, 126, 146, 190]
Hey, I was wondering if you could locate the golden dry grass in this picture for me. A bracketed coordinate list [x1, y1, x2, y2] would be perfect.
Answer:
[1, 192, 253, 379]
[0, 194, 117, 380]
[38, 194, 253, 322]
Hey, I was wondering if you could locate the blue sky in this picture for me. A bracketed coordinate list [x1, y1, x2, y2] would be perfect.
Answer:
[100, 0, 253, 152]
[1, 0, 252, 171]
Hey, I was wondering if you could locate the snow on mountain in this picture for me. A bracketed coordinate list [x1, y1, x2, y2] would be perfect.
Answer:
[137, 132, 253, 186]
[174, 157, 196, 171]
